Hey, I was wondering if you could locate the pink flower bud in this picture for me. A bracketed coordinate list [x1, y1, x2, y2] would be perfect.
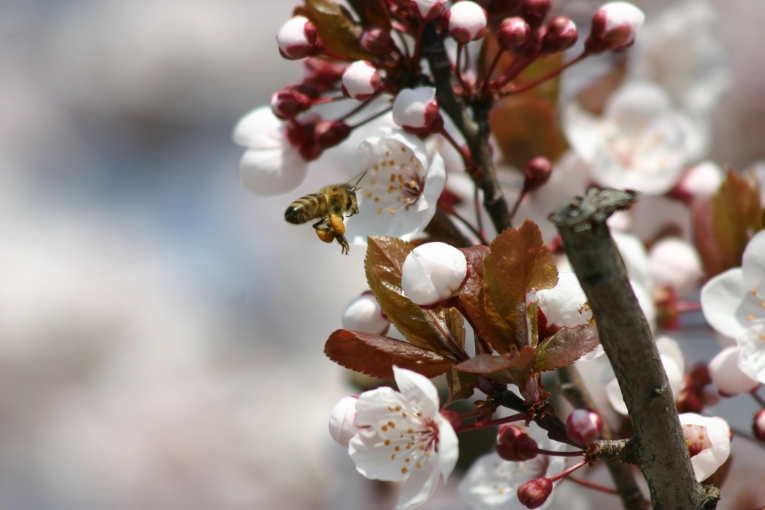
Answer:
[648, 238, 703, 299]
[522, 0, 551, 27]
[445, 1, 488, 43]
[392, 87, 440, 131]
[498, 17, 531, 51]
[401, 242, 468, 306]
[303, 58, 345, 92]
[680, 413, 731, 482]
[753, 409, 765, 442]
[328, 396, 359, 447]
[541, 16, 578, 53]
[523, 156, 552, 192]
[709, 346, 759, 397]
[269, 89, 313, 119]
[566, 409, 603, 445]
[409, 0, 446, 21]
[341, 61, 382, 101]
[517, 478, 553, 509]
[342, 292, 390, 335]
[276, 16, 324, 60]
[314, 121, 351, 149]
[586, 2, 645, 53]
[496, 425, 539, 461]
[360, 27, 395, 56]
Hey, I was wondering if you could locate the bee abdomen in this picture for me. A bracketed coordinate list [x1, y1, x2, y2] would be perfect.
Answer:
[284, 194, 326, 224]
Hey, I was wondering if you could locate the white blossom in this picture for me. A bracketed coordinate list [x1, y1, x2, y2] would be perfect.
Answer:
[344, 130, 446, 245]
[648, 237, 703, 298]
[349, 366, 458, 510]
[701, 230, 765, 383]
[342, 61, 382, 101]
[392, 87, 440, 130]
[563, 81, 704, 196]
[679, 413, 731, 482]
[458, 423, 566, 510]
[445, 1, 487, 43]
[410, 0, 447, 21]
[329, 396, 360, 448]
[276, 16, 322, 60]
[708, 346, 759, 397]
[402, 243, 468, 306]
[232, 106, 308, 196]
[342, 293, 390, 335]
[678, 161, 725, 199]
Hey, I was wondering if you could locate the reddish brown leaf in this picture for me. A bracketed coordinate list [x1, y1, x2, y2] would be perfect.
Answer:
[365, 236, 463, 358]
[534, 324, 600, 372]
[348, 0, 391, 30]
[458, 245, 508, 350]
[299, 0, 376, 61]
[445, 368, 477, 406]
[453, 347, 537, 387]
[325, 329, 456, 379]
[454, 353, 520, 374]
[706, 168, 764, 276]
[483, 219, 558, 353]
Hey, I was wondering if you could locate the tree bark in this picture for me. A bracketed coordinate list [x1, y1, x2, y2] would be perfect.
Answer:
[551, 189, 719, 510]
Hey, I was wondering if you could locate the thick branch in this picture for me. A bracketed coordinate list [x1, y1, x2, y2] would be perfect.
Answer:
[558, 365, 648, 510]
[551, 189, 719, 510]
[421, 25, 512, 234]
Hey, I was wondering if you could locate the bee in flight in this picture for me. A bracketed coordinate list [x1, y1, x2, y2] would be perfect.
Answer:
[284, 173, 365, 255]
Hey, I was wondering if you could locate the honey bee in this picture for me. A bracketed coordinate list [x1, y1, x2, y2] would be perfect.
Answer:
[284, 173, 365, 254]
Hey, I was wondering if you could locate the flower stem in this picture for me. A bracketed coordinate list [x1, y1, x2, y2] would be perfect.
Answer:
[565, 476, 620, 495]
[503, 51, 589, 95]
[454, 43, 470, 93]
[455, 412, 525, 433]
[348, 106, 392, 129]
[411, 21, 427, 71]
[548, 459, 589, 483]
[676, 301, 702, 313]
[480, 47, 505, 94]
[752, 390, 765, 409]
[537, 449, 585, 457]
[509, 190, 527, 220]
[473, 184, 485, 242]
[443, 205, 489, 246]
[337, 93, 379, 122]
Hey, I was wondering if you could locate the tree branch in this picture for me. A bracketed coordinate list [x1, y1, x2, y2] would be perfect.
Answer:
[421, 25, 512, 234]
[558, 365, 648, 510]
[551, 188, 719, 510]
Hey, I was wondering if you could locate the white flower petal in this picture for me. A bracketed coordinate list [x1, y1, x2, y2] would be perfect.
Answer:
[393, 366, 440, 417]
[396, 459, 441, 510]
[742, 231, 765, 288]
[238, 146, 308, 196]
[680, 413, 731, 482]
[435, 414, 459, 481]
[612, 232, 652, 290]
[709, 346, 759, 396]
[649, 238, 703, 298]
[232, 106, 285, 149]
[737, 324, 765, 383]
[563, 103, 601, 163]
[606, 377, 629, 416]
[701, 268, 748, 339]
[535, 272, 591, 328]
[656, 336, 685, 375]
[349, 427, 409, 482]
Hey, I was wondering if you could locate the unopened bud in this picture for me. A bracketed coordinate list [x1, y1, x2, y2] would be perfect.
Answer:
[314, 121, 351, 149]
[522, 0, 551, 27]
[709, 347, 759, 397]
[541, 16, 578, 53]
[270, 89, 313, 119]
[754, 409, 765, 442]
[392, 87, 440, 131]
[498, 17, 531, 51]
[522, 156, 552, 192]
[517, 478, 553, 509]
[566, 409, 603, 445]
[648, 237, 703, 299]
[401, 242, 468, 306]
[341, 61, 382, 101]
[303, 58, 345, 92]
[360, 27, 395, 56]
[445, 1, 488, 43]
[586, 2, 645, 53]
[342, 292, 390, 335]
[276, 16, 324, 60]
[328, 396, 359, 447]
[496, 425, 539, 461]
[409, 0, 446, 21]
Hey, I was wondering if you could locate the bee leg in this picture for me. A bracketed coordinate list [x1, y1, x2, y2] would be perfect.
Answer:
[329, 214, 346, 235]
[335, 234, 350, 255]
[314, 219, 335, 244]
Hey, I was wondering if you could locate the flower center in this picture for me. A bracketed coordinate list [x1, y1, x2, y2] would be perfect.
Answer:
[683, 423, 712, 457]
[377, 405, 440, 474]
[361, 140, 427, 216]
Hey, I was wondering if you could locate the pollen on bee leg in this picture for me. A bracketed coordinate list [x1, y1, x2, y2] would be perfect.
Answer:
[330, 214, 346, 235]
[316, 230, 334, 243]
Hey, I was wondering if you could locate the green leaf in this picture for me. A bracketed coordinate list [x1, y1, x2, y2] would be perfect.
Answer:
[348, 0, 391, 30]
[483, 219, 558, 353]
[445, 368, 477, 406]
[365, 236, 462, 358]
[707, 168, 764, 276]
[534, 324, 600, 372]
[300, 0, 377, 61]
[325, 329, 456, 379]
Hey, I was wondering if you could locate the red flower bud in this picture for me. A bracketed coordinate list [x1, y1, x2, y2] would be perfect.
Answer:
[314, 121, 351, 149]
[496, 425, 539, 461]
[754, 409, 765, 442]
[360, 27, 395, 56]
[566, 408, 603, 445]
[541, 16, 578, 53]
[517, 477, 553, 509]
[270, 89, 313, 119]
[523, 156, 552, 192]
[521, 0, 551, 27]
[303, 58, 345, 92]
[498, 17, 531, 51]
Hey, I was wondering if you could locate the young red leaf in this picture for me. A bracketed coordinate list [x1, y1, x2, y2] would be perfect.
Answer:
[348, 0, 391, 30]
[445, 368, 478, 406]
[324, 329, 456, 379]
[483, 219, 558, 353]
[453, 347, 537, 387]
[534, 324, 600, 372]
[365, 236, 464, 359]
[453, 353, 521, 374]
[296, 0, 377, 61]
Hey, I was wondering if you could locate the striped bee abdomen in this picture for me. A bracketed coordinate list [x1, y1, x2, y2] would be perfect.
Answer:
[284, 193, 327, 224]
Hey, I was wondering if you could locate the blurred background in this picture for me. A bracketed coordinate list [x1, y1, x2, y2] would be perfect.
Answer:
[1, 0, 764, 508]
